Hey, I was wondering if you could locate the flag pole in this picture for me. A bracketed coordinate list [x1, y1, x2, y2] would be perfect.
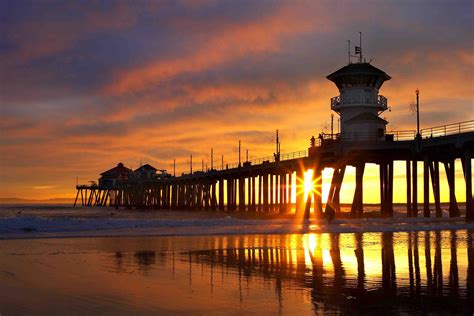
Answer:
[347, 40, 351, 64]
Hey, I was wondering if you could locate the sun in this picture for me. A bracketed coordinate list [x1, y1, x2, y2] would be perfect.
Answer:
[303, 169, 324, 200]
[304, 169, 315, 197]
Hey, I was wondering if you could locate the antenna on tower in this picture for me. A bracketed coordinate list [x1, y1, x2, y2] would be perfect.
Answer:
[352, 32, 363, 63]
[347, 40, 351, 64]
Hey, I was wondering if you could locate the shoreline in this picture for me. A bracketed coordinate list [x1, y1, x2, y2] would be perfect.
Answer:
[1, 204, 472, 240]
[1, 216, 472, 240]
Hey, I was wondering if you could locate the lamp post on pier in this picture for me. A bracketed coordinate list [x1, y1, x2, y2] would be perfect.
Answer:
[416, 89, 420, 137]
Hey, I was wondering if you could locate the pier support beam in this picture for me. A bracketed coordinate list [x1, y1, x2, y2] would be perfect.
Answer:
[269, 174, 274, 212]
[288, 172, 293, 212]
[334, 167, 345, 213]
[407, 161, 412, 216]
[249, 175, 257, 212]
[325, 166, 345, 214]
[171, 184, 176, 209]
[226, 179, 231, 211]
[314, 167, 323, 217]
[239, 177, 245, 211]
[263, 174, 269, 212]
[232, 179, 237, 210]
[380, 162, 394, 217]
[464, 149, 473, 221]
[218, 179, 224, 211]
[444, 160, 459, 217]
[211, 181, 217, 211]
[351, 163, 365, 218]
[423, 156, 431, 218]
[412, 160, 418, 217]
[429, 160, 442, 217]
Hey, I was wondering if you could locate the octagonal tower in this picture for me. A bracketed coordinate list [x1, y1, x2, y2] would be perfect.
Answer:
[327, 62, 391, 141]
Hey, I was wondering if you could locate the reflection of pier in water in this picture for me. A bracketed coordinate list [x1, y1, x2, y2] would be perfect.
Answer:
[107, 231, 473, 313]
[185, 232, 472, 313]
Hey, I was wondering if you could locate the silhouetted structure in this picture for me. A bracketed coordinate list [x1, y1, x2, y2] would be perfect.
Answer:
[74, 60, 474, 220]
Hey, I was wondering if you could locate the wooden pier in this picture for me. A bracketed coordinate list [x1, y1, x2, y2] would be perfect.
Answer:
[75, 120, 474, 221]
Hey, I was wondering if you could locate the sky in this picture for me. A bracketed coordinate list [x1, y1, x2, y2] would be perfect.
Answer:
[0, 0, 473, 201]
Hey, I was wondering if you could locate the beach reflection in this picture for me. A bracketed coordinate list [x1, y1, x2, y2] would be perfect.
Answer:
[0, 230, 473, 314]
[175, 230, 473, 313]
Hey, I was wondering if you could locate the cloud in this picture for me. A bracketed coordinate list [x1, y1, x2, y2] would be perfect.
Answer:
[33, 185, 54, 190]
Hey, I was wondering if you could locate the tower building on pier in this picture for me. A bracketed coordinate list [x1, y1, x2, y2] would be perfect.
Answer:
[327, 62, 391, 141]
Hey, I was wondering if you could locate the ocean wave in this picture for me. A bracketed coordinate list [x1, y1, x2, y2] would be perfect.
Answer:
[1, 215, 473, 239]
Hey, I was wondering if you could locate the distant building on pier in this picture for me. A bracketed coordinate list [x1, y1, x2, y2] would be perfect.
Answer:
[133, 164, 158, 180]
[98, 163, 133, 188]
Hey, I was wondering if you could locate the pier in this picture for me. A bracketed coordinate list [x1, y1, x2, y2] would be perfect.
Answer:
[74, 62, 474, 221]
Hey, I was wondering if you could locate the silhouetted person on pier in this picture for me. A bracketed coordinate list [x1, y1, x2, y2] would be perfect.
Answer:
[325, 206, 335, 224]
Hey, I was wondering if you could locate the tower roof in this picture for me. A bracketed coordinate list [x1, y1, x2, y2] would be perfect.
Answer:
[100, 162, 133, 177]
[134, 164, 157, 172]
[327, 63, 391, 89]
[327, 63, 390, 81]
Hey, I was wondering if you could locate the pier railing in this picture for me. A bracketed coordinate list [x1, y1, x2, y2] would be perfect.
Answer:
[215, 149, 309, 171]
[331, 94, 388, 110]
[188, 120, 474, 174]
[420, 120, 474, 138]
[387, 130, 416, 141]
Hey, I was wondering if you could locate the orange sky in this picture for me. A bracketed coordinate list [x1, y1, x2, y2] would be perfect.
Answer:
[0, 1, 473, 201]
